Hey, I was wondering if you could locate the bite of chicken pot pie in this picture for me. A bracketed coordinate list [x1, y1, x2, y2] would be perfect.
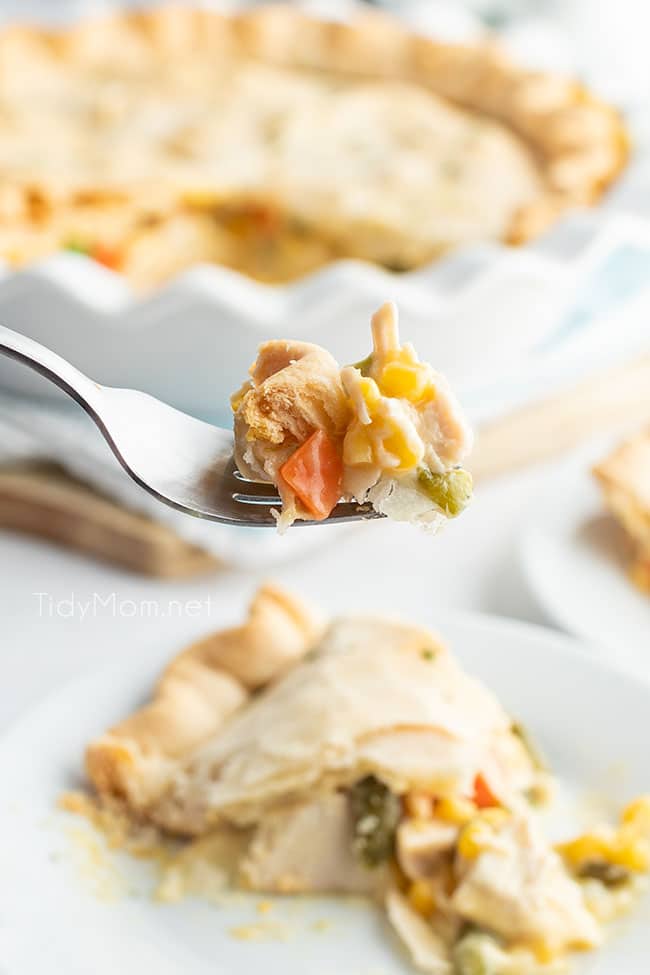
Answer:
[231, 301, 473, 529]
[0, 5, 627, 289]
[80, 586, 650, 974]
[593, 432, 650, 594]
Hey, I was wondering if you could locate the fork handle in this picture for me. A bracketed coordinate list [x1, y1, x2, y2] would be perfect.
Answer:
[0, 325, 103, 413]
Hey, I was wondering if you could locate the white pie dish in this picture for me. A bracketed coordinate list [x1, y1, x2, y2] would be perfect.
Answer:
[0, 0, 646, 418]
[0, 608, 648, 975]
[1, 207, 650, 422]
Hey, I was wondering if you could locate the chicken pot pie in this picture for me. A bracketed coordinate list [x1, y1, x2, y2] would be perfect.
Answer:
[231, 301, 473, 529]
[593, 432, 650, 593]
[0, 5, 627, 289]
[81, 586, 650, 974]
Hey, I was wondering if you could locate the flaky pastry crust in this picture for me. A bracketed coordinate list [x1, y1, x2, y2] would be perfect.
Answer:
[593, 432, 650, 593]
[0, 5, 628, 288]
[85, 584, 322, 812]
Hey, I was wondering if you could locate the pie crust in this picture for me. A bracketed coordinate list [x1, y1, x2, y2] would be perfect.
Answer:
[85, 585, 323, 811]
[0, 5, 628, 289]
[593, 432, 650, 593]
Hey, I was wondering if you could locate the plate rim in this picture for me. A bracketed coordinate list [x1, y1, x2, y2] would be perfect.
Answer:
[519, 455, 650, 658]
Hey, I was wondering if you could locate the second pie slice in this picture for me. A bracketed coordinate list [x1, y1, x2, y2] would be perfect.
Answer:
[593, 432, 650, 594]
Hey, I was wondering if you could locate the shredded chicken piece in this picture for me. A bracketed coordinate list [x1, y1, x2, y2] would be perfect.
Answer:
[241, 794, 387, 894]
[397, 818, 459, 880]
[386, 890, 452, 975]
[453, 814, 601, 954]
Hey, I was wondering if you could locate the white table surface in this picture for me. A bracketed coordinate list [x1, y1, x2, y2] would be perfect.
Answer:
[0, 453, 568, 735]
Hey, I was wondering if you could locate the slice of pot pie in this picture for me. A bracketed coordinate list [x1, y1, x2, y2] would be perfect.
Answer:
[0, 5, 627, 288]
[82, 586, 650, 974]
[593, 432, 650, 593]
[231, 301, 473, 529]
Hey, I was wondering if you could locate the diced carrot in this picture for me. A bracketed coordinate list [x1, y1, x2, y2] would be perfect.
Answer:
[279, 430, 343, 520]
[92, 244, 123, 271]
[473, 773, 499, 810]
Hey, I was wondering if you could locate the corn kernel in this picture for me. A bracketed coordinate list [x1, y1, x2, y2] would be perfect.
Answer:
[457, 810, 509, 861]
[182, 188, 221, 207]
[529, 941, 557, 964]
[404, 792, 434, 820]
[378, 361, 434, 404]
[382, 422, 424, 472]
[557, 833, 610, 867]
[622, 796, 650, 833]
[479, 808, 509, 828]
[407, 880, 436, 917]
[615, 830, 650, 871]
[436, 796, 477, 826]
[343, 423, 374, 466]
[457, 822, 484, 861]
[557, 829, 650, 874]
[513, 939, 561, 965]
[359, 376, 381, 416]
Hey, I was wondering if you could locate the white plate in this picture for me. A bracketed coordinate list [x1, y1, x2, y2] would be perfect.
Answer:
[521, 455, 650, 676]
[0, 610, 649, 974]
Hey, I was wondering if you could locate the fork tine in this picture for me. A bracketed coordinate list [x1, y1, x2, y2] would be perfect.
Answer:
[232, 493, 382, 527]
[222, 461, 279, 498]
[232, 492, 281, 505]
[324, 502, 383, 523]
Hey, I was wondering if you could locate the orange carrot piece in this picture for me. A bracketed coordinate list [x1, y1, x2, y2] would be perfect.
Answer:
[92, 244, 123, 271]
[279, 430, 343, 520]
[473, 773, 499, 809]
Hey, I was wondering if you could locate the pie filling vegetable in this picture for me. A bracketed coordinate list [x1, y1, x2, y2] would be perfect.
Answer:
[0, 6, 627, 289]
[231, 301, 474, 529]
[77, 586, 650, 974]
[593, 432, 650, 594]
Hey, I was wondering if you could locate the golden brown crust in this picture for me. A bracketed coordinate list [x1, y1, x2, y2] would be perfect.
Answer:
[593, 433, 650, 543]
[630, 555, 650, 593]
[232, 340, 351, 526]
[593, 432, 650, 594]
[0, 5, 628, 285]
[85, 585, 323, 812]
[219, 4, 628, 232]
[235, 340, 350, 455]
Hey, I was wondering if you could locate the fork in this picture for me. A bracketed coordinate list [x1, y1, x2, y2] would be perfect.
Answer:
[0, 325, 379, 527]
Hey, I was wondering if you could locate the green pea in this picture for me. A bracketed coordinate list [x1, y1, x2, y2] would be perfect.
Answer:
[511, 721, 547, 772]
[64, 239, 89, 255]
[578, 860, 631, 888]
[452, 932, 501, 975]
[417, 467, 473, 517]
[349, 775, 400, 869]
[349, 354, 373, 377]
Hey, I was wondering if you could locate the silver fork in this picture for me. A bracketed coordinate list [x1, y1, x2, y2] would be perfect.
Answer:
[0, 325, 379, 527]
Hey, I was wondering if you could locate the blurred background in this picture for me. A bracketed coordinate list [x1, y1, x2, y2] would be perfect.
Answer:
[1, 0, 649, 732]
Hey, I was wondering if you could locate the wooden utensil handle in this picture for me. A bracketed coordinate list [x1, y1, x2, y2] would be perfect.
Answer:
[472, 356, 650, 481]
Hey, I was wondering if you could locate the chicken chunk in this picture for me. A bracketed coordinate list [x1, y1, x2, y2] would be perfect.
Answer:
[453, 814, 601, 954]
[397, 818, 459, 880]
[240, 793, 387, 894]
